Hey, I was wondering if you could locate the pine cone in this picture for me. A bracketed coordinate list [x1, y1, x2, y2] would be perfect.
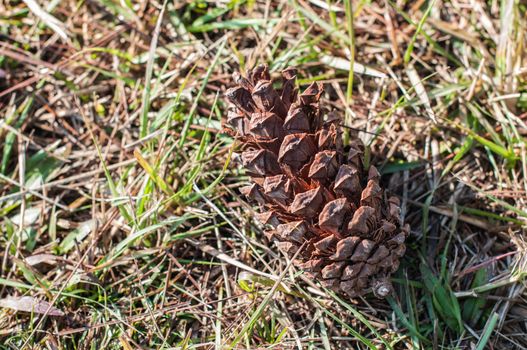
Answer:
[225, 65, 409, 299]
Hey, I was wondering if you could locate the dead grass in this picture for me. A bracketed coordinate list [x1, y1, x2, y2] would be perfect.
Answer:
[0, 0, 526, 349]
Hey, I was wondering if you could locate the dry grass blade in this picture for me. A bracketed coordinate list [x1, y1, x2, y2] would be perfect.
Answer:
[0, 296, 64, 316]
[21, 0, 69, 41]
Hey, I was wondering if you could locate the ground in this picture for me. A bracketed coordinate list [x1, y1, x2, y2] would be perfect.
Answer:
[1, 0, 527, 349]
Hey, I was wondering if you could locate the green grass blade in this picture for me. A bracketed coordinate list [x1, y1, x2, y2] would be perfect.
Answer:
[178, 38, 226, 148]
[475, 312, 499, 350]
[139, 0, 167, 138]
[404, 0, 436, 63]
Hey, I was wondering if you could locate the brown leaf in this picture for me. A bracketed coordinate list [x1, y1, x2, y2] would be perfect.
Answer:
[319, 198, 351, 234]
[242, 149, 281, 176]
[290, 187, 323, 218]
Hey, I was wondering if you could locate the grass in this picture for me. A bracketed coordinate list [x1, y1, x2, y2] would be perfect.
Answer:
[1, 0, 527, 349]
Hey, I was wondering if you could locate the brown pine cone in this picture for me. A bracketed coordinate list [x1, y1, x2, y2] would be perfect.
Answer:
[225, 65, 409, 299]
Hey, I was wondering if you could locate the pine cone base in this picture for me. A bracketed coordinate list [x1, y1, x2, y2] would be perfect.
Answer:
[225, 65, 409, 299]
